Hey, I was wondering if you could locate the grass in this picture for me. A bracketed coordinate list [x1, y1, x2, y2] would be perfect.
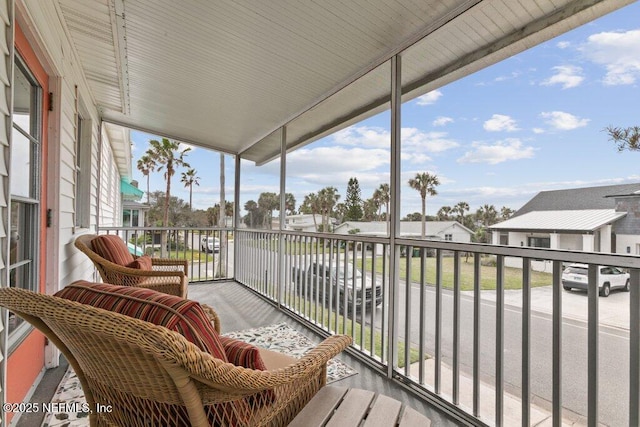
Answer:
[360, 255, 553, 291]
[148, 249, 214, 262]
[285, 293, 425, 368]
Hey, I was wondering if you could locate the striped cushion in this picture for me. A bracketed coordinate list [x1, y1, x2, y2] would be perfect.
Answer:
[128, 255, 152, 271]
[219, 336, 267, 370]
[55, 281, 227, 361]
[91, 235, 135, 266]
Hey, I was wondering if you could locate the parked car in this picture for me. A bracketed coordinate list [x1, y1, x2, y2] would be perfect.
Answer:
[561, 263, 630, 297]
[200, 236, 220, 253]
[292, 261, 382, 311]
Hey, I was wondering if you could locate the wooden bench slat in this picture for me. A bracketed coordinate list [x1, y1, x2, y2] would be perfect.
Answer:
[399, 405, 432, 427]
[325, 388, 376, 427]
[288, 386, 349, 427]
[362, 394, 403, 427]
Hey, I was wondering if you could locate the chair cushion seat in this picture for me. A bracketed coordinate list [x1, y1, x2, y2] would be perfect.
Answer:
[55, 281, 227, 361]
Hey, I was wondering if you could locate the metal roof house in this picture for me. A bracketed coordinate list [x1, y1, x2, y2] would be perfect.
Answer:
[335, 221, 474, 242]
[489, 183, 640, 254]
[1, 1, 639, 426]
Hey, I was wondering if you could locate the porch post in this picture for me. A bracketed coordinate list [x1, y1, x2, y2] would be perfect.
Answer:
[387, 54, 401, 376]
[583, 234, 595, 252]
[278, 127, 287, 307]
[234, 154, 241, 280]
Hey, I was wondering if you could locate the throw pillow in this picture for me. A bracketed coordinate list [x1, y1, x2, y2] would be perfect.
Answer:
[91, 235, 135, 266]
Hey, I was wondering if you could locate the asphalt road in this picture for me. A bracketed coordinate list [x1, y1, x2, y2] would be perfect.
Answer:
[381, 281, 630, 426]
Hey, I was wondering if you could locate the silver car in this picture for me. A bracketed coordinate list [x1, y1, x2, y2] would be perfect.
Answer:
[200, 236, 220, 253]
[562, 263, 630, 297]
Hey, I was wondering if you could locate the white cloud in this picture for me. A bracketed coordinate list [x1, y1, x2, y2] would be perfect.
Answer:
[483, 114, 519, 132]
[532, 128, 545, 134]
[432, 116, 454, 127]
[457, 138, 535, 165]
[415, 90, 443, 106]
[557, 41, 571, 49]
[540, 111, 589, 130]
[581, 29, 640, 85]
[332, 126, 389, 148]
[541, 65, 584, 89]
[402, 128, 459, 153]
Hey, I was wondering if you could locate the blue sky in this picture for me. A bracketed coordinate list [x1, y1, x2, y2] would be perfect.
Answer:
[131, 2, 640, 218]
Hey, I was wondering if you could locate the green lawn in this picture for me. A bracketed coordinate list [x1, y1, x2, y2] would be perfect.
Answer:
[286, 293, 426, 368]
[361, 256, 552, 291]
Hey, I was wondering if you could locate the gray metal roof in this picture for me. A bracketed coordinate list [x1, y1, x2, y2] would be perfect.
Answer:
[515, 183, 640, 217]
[489, 209, 627, 232]
[53, 0, 632, 163]
[335, 221, 474, 236]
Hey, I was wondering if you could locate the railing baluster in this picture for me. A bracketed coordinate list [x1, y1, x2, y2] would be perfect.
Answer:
[473, 253, 481, 417]
[453, 250, 460, 405]
[405, 246, 412, 376]
[552, 260, 563, 427]
[370, 243, 377, 358]
[587, 263, 599, 427]
[419, 247, 426, 384]
[496, 255, 504, 427]
[522, 258, 531, 427]
[435, 248, 442, 394]
[630, 268, 640, 426]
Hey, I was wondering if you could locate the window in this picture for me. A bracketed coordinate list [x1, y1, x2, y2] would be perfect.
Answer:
[9, 57, 42, 336]
[527, 236, 551, 248]
[444, 234, 453, 241]
[123, 209, 140, 227]
[75, 104, 91, 228]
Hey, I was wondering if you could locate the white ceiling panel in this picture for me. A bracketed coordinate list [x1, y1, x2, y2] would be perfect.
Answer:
[55, 0, 634, 163]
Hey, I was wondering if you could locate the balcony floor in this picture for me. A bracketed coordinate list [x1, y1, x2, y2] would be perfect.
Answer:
[188, 280, 459, 426]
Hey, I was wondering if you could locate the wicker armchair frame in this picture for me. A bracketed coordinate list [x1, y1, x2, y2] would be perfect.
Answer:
[0, 287, 351, 426]
[74, 234, 188, 297]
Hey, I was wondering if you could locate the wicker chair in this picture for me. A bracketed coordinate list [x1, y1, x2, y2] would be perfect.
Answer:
[74, 233, 188, 297]
[0, 287, 352, 426]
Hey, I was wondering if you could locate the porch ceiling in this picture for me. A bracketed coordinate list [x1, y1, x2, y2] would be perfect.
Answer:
[57, 0, 631, 163]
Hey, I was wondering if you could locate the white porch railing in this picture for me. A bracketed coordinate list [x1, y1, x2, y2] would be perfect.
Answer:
[98, 227, 234, 282]
[235, 229, 640, 427]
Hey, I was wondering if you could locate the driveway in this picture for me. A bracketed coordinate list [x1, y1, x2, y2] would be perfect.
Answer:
[470, 285, 630, 330]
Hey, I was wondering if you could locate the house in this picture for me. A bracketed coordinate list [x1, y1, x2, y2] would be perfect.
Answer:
[334, 221, 473, 242]
[0, 1, 634, 426]
[283, 214, 332, 233]
[489, 183, 640, 254]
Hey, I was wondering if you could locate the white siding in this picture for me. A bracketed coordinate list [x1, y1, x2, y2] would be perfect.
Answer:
[0, 0, 10, 416]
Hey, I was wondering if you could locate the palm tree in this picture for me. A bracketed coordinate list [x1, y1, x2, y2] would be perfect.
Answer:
[301, 192, 320, 231]
[145, 138, 190, 249]
[374, 183, 390, 234]
[180, 168, 200, 210]
[454, 201, 470, 226]
[436, 206, 452, 221]
[408, 172, 440, 239]
[317, 186, 340, 232]
[136, 154, 155, 205]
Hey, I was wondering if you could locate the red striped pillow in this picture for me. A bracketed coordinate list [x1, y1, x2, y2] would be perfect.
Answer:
[91, 235, 135, 266]
[129, 255, 152, 271]
[55, 281, 227, 362]
[219, 336, 267, 370]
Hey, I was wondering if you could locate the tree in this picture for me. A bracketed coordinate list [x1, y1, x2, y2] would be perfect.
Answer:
[373, 183, 390, 234]
[317, 186, 340, 232]
[344, 177, 364, 221]
[436, 206, 453, 221]
[258, 192, 279, 229]
[243, 200, 260, 228]
[145, 138, 190, 226]
[180, 168, 200, 210]
[137, 154, 155, 206]
[284, 193, 296, 216]
[403, 212, 423, 221]
[144, 138, 190, 251]
[500, 206, 515, 220]
[606, 125, 640, 151]
[362, 198, 378, 221]
[408, 172, 440, 239]
[301, 192, 320, 231]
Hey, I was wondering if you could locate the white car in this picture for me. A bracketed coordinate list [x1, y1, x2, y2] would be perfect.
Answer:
[561, 263, 630, 297]
[200, 236, 220, 253]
